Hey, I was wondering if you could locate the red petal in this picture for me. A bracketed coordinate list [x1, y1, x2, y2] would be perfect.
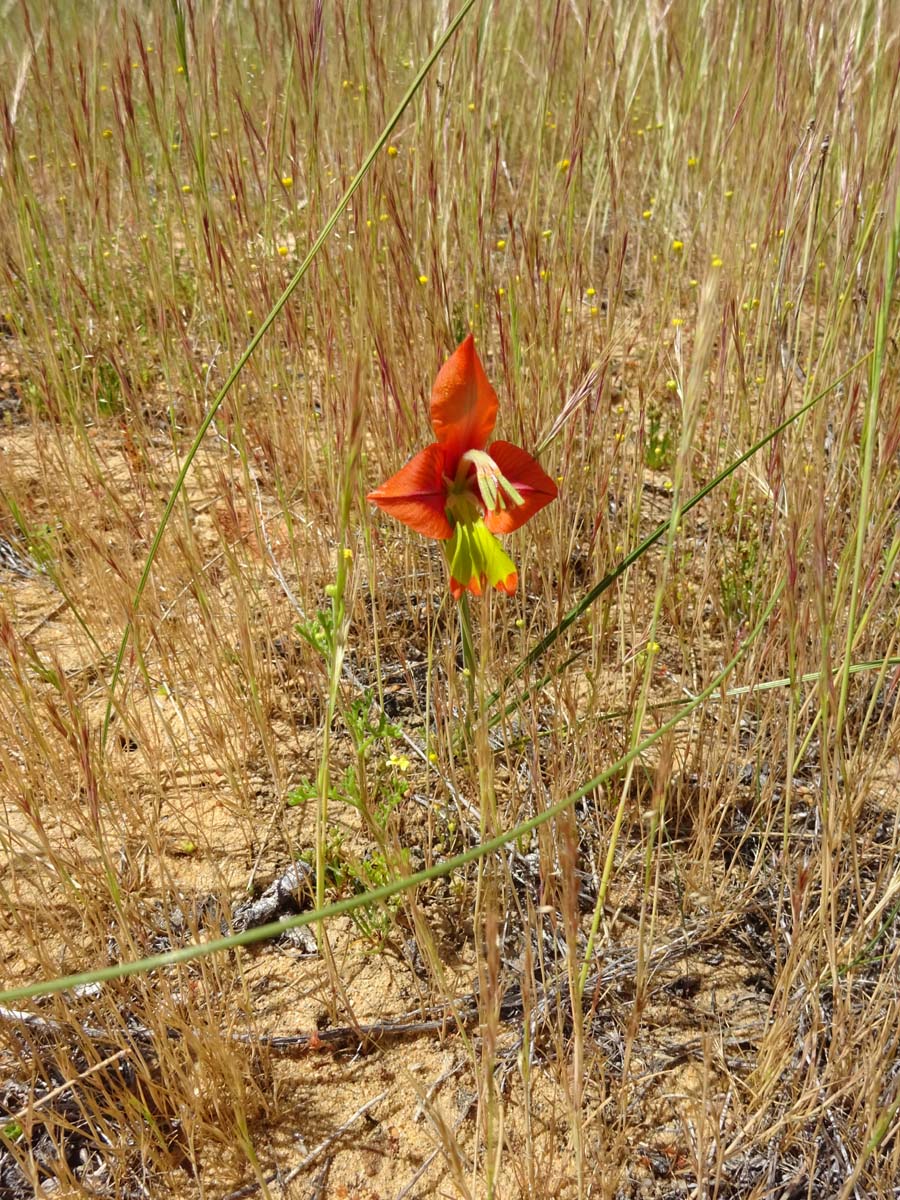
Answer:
[450, 574, 483, 600]
[483, 441, 558, 534]
[430, 334, 498, 457]
[449, 570, 517, 599]
[367, 443, 452, 539]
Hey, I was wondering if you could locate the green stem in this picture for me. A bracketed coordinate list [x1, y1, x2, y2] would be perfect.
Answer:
[458, 592, 477, 727]
[835, 176, 900, 741]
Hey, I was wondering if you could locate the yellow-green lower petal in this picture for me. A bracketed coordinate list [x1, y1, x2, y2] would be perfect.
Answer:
[446, 518, 518, 599]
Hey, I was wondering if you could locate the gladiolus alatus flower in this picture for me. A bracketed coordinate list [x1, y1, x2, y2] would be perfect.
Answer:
[367, 335, 557, 599]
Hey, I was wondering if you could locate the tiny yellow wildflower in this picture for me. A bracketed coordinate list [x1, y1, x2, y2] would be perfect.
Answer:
[468, 102, 475, 112]
[176, 65, 185, 75]
[586, 286, 596, 297]
[558, 158, 571, 171]
[642, 209, 652, 219]
[418, 274, 428, 284]
[277, 245, 288, 256]
[671, 239, 683, 252]
[281, 175, 293, 187]
[496, 238, 506, 249]
[711, 255, 723, 268]
[102, 128, 112, 139]
[515, 618, 525, 629]
[342, 547, 353, 561]
[672, 317, 685, 327]
[181, 184, 191, 194]
[387, 145, 398, 157]
[590, 305, 599, 316]
[687, 155, 698, 168]
[665, 379, 677, 391]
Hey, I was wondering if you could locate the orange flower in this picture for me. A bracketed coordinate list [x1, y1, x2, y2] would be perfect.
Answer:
[367, 335, 557, 599]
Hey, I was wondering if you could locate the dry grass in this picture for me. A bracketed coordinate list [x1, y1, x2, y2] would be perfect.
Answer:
[1, 1, 899, 1197]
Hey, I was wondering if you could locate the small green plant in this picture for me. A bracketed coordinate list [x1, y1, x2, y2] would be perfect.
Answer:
[286, 687, 410, 941]
[296, 833, 402, 944]
[26, 522, 57, 568]
[95, 359, 124, 416]
[295, 608, 334, 659]
[286, 690, 410, 829]
[644, 408, 675, 471]
[720, 533, 761, 622]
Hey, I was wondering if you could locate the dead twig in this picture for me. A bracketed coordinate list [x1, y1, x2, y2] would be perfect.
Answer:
[220, 1091, 388, 1200]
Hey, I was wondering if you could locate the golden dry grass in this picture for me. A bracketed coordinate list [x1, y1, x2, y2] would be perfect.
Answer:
[1, 2, 899, 1197]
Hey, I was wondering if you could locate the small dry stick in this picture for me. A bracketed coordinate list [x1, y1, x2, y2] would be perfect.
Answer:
[221, 1089, 389, 1200]
[5, 1049, 130, 1126]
